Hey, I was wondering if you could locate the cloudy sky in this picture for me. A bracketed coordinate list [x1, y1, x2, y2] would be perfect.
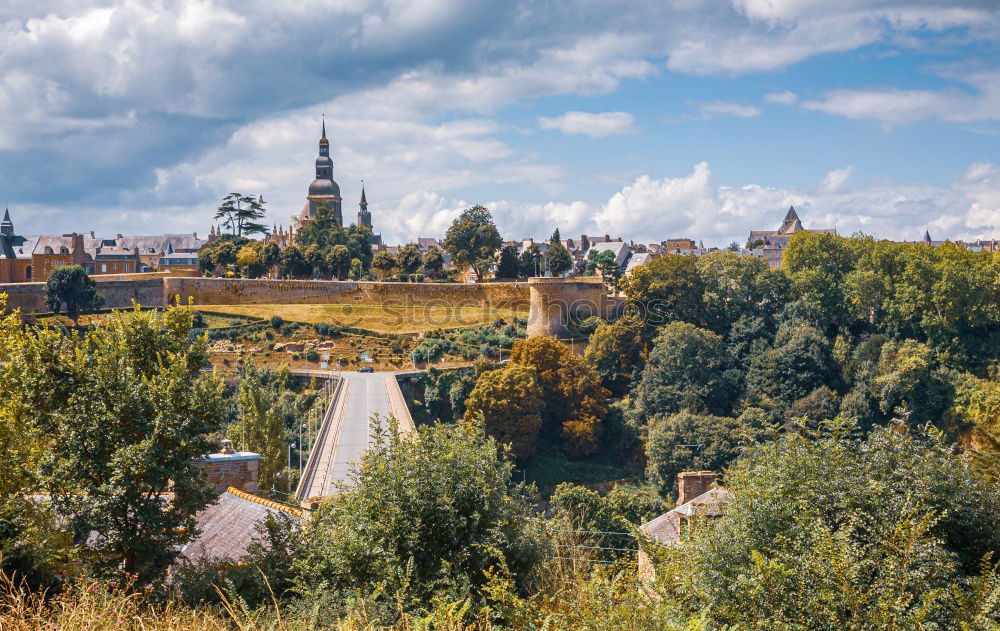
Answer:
[1, 0, 998, 247]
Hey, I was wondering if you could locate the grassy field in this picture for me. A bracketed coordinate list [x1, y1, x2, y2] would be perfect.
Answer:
[197, 303, 524, 334]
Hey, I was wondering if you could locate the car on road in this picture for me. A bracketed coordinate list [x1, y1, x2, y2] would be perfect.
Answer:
[358, 366, 374, 373]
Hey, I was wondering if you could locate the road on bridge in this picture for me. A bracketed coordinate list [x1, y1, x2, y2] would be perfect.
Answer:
[297, 371, 414, 501]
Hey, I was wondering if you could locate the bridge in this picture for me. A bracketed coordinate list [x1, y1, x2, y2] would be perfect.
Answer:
[296, 371, 415, 502]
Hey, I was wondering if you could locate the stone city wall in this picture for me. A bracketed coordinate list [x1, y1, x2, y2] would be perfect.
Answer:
[163, 277, 531, 310]
[526, 276, 614, 337]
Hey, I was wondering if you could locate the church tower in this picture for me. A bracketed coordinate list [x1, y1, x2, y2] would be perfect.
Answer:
[300, 117, 343, 224]
[357, 184, 372, 229]
[1, 208, 13, 236]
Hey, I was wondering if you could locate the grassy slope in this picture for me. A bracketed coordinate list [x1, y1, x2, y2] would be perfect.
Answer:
[197, 304, 523, 334]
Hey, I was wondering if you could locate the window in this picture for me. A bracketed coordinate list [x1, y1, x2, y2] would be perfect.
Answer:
[43, 246, 53, 254]
[25, 265, 31, 281]
[59, 247, 69, 254]
[101, 264, 107, 273]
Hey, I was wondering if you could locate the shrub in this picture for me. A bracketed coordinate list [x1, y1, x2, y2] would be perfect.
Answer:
[269, 314, 283, 329]
[305, 348, 319, 362]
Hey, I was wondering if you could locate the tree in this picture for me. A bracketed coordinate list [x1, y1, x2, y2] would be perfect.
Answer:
[294, 420, 544, 621]
[326, 244, 351, 280]
[549, 228, 561, 245]
[508, 337, 609, 458]
[585, 249, 620, 290]
[464, 366, 544, 460]
[214, 193, 269, 237]
[228, 360, 286, 493]
[519, 243, 542, 278]
[635, 322, 740, 419]
[41, 304, 226, 581]
[44, 265, 104, 325]
[663, 424, 1000, 628]
[496, 245, 520, 279]
[645, 412, 752, 499]
[371, 250, 398, 281]
[0, 297, 73, 587]
[236, 243, 266, 278]
[549, 483, 663, 561]
[583, 315, 647, 395]
[620, 254, 705, 327]
[546, 241, 573, 277]
[745, 323, 838, 411]
[443, 205, 502, 281]
[397, 244, 422, 278]
[696, 251, 790, 334]
[422, 247, 444, 279]
[279, 245, 310, 279]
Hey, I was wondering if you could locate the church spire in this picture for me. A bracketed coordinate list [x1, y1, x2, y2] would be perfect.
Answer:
[1, 207, 13, 236]
[357, 180, 372, 229]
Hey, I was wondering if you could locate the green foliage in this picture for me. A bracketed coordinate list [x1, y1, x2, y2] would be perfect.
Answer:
[496, 244, 520, 279]
[213, 192, 268, 237]
[585, 249, 621, 290]
[40, 304, 226, 582]
[422, 247, 445, 279]
[294, 419, 545, 622]
[396, 244, 422, 277]
[583, 315, 647, 395]
[745, 323, 838, 411]
[370, 250, 397, 281]
[645, 412, 754, 499]
[519, 243, 543, 278]
[44, 265, 104, 324]
[663, 423, 1000, 629]
[635, 322, 740, 420]
[443, 205, 502, 282]
[620, 254, 705, 326]
[545, 241, 573, 277]
[290, 204, 373, 278]
[696, 251, 790, 334]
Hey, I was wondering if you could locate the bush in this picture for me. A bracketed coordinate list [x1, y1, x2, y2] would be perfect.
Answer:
[305, 348, 319, 362]
[270, 314, 284, 329]
[294, 419, 545, 622]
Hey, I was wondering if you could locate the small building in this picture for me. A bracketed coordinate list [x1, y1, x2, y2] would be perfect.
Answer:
[637, 471, 730, 582]
[32, 233, 88, 281]
[587, 241, 631, 269]
[159, 252, 200, 273]
[748, 206, 836, 269]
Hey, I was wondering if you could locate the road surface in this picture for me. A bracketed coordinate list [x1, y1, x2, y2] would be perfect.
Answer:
[297, 371, 413, 501]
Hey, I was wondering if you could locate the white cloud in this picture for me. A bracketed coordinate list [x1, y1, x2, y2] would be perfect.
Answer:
[765, 90, 798, 105]
[538, 111, 637, 137]
[802, 69, 1000, 124]
[697, 101, 762, 119]
[816, 166, 853, 194]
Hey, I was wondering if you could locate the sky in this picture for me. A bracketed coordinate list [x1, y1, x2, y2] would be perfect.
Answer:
[1, 0, 998, 247]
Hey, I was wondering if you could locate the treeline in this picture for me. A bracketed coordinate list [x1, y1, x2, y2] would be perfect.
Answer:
[575, 234, 1000, 496]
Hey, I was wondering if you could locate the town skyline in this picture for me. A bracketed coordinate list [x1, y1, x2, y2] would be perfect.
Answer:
[1, 2, 998, 247]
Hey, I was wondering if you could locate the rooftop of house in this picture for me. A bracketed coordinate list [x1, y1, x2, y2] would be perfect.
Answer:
[642, 487, 731, 545]
[178, 487, 302, 563]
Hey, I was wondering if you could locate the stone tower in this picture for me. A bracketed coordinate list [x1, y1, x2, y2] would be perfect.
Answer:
[300, 117, 343, 224]
[357, 184, 372, 229]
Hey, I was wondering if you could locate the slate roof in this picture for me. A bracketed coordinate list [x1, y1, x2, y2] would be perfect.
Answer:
[642, 488, 730, 545]
[178, 487, 302, 563]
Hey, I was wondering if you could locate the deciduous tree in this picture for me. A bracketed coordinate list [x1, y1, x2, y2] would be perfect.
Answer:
[443, 205, 502, 282]
[464, 366, 544, 460]
[44, 265, 104, 325]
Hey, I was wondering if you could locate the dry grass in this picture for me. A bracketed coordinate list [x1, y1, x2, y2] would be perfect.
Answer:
[199, 304, 523, 334]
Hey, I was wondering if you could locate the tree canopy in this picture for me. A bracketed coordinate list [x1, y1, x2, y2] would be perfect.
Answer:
[443, 205, 502, 281]
[44, 265, 104, 325]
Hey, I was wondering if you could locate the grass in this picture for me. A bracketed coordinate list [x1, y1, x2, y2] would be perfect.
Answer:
[198, 304, 524, 334]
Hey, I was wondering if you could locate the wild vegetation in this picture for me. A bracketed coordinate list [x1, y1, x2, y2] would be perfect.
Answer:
[2, 231, 1000, 629]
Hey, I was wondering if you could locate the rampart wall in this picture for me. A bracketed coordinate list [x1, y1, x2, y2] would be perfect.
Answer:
[1, 276, 616, 338]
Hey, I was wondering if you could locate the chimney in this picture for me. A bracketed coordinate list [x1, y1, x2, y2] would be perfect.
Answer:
[194, 441, 261, 493]
[90, 231, 95, 238]
[677, 470, 717, 506]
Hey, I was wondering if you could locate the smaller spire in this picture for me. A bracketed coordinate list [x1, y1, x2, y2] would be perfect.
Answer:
[1, 206, 13, 236]
[360, 180, 367, 206]
[923, 229, 932, 243]
[321, 115, 326, 139]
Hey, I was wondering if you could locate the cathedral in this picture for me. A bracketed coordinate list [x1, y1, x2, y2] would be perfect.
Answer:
[295, 119, 380, 247]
